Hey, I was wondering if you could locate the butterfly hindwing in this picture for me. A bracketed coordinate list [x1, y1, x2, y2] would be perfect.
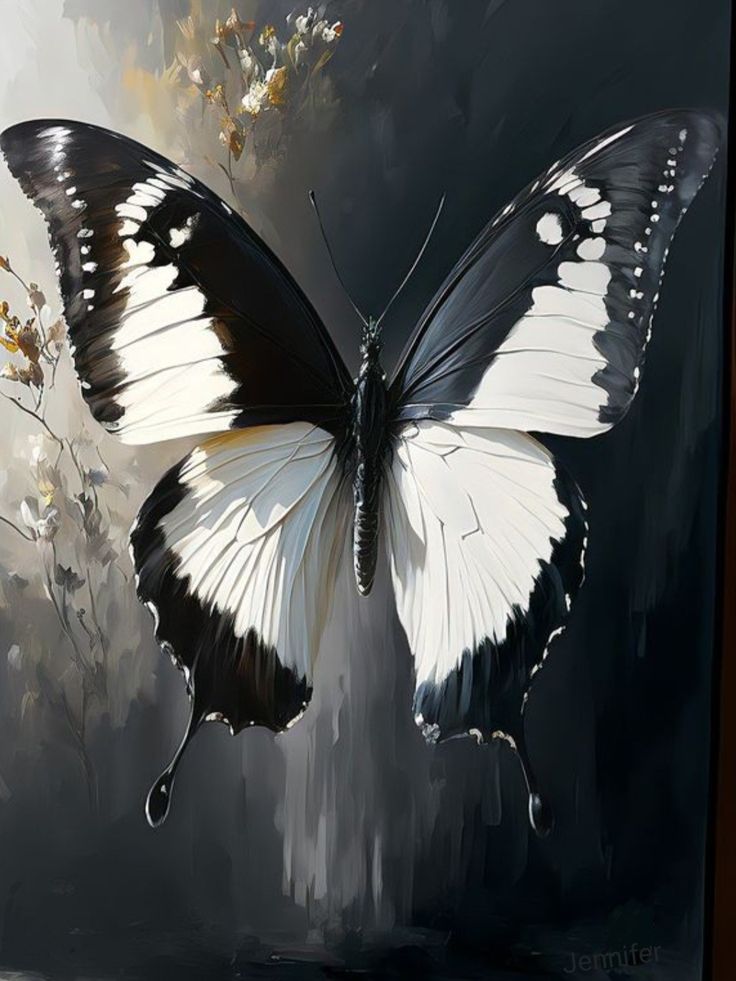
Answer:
[0, 119, 352, 443]
[385, 422, 586, 737]
[131, 422, 350, 824]
[389, 110, 721, 436]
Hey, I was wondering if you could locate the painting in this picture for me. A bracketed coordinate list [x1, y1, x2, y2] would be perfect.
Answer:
[0, 2, 730, 978]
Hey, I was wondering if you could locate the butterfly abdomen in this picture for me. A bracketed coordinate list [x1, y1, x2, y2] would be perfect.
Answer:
[352, 327, 388, 596]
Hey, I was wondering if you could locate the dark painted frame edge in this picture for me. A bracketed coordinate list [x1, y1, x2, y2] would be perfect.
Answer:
[705, 13, 736, 978]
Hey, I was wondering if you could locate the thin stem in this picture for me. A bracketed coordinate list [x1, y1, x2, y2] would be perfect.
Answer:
[59, 686, 99, 814]
[33, 305, 54, 364]
[0, 388, 63, 448]
[0, 513, 34, 542]
[5, 266, 31, 295]
[65, 437, 89, 499]
[43, 552, 90, 675]
[77, 608, 97, 650]
[86, 571, 108, 665]
[49, 349, 60, 389]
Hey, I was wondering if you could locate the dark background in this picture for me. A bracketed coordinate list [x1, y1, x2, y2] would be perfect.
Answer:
[0, 0, 730, 978]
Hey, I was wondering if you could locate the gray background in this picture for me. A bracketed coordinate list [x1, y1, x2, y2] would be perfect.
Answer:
[0, 0, 730, 978]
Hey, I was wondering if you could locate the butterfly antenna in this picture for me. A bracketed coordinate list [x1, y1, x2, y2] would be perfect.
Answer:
[375, 193, 446, 329]
[309, 190, 370, 328]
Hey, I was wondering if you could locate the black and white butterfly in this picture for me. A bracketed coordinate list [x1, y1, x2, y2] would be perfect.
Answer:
[0, 111, 720, 833]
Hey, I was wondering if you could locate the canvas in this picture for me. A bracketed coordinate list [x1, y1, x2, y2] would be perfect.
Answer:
[0, 2, 731, 979]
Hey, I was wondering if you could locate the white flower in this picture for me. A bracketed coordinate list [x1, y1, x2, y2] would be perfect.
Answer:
[293, 38, 308, 67]
[315, 20, 343, 44]
[239, 46, 260, 83]
[19, 498, 60, 542]
[295, 7, 316, 35]
[262, 33, 281, 62]
[19, 433, 52, 466]
[19, 499, 37, 532]
[184, 55, 209, 89]
[241, 79, 269, 117]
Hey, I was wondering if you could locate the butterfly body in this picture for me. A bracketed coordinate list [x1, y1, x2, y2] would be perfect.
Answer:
[0, 111, 720, 831]
[351, 319, 390, 595]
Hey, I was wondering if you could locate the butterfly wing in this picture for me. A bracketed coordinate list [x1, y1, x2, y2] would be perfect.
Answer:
[1, 120, 356, 824]
[0, 119, 352, 442]
[385, 421, 586, 833]
[384, 111, 720, 828]
[389, 110, 721, 435]
[132, 422, 350, 825]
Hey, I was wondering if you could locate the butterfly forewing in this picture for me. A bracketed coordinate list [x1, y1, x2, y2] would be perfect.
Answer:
[0, 119, 352, 443]
[390, 110, 721, 436]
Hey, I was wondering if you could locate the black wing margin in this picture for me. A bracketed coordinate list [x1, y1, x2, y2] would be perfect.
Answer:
[1, 119, 352, 443]
[389, 110, 721, 436]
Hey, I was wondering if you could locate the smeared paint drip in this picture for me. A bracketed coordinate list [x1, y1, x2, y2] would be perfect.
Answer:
[145, 697, 203, 828]
[492, 727, 554, 838]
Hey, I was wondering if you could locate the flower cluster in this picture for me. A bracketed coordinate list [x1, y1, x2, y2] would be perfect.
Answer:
[170, 5, 343, 191]
[0, 294, 44, 390]
[0, 254, 131, 810]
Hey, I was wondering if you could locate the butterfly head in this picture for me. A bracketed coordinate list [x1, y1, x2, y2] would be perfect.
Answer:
[360, 316, 382, 360]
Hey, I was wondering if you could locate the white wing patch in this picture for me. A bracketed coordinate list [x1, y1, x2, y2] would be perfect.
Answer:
[157, 423, 348, 678]
[454, 278, 613, 435]
[535, 212, 564, 245]
[385, 421, 576, 690]
[447, 122, 704, 438]
[38, 132, 239, 446]
[103, 183, 239, 444]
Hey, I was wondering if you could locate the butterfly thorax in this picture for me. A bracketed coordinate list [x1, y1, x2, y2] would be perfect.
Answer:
[351, 320, 389, 596]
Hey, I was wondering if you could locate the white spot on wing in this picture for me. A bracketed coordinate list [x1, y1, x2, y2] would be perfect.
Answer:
[535, 213, 564, 245]
[169, 215, 198, 249]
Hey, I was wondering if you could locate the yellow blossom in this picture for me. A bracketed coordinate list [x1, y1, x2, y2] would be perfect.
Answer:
[266, 66, 288, 107]
[220, 117, 245, 159]
[259, 24, 276, 45]
[0, 335, 20, 354]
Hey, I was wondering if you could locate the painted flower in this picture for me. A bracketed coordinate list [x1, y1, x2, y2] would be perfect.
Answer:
[27, 282, 46, 311]
[238, 46, 259, 83]
[7, 644, 22, 671]
[0, 301, 43, 374]
[213, 9, 255, 53]
[219, 118, 245, 159]
[241, 78, 270, 117]
[292, 37, 308, 67]
[266, 66, 288, 107]
[181, 55, 210, 91]
[54, 563, 85, 593]
[294, 6, 318, 35]
[46, 317, 66, 352]
[1, 360, 43, 388]
[317, 21, 343, 44]
[15, 325, 41, 364]
[21, 433, 55, 465]
[205, 83, 227, 109]
[33, 455, 62, 506]
[19, 497, 61, 542]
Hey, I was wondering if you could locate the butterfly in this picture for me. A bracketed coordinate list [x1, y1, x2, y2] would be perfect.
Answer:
[0, 111, 720, 834]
